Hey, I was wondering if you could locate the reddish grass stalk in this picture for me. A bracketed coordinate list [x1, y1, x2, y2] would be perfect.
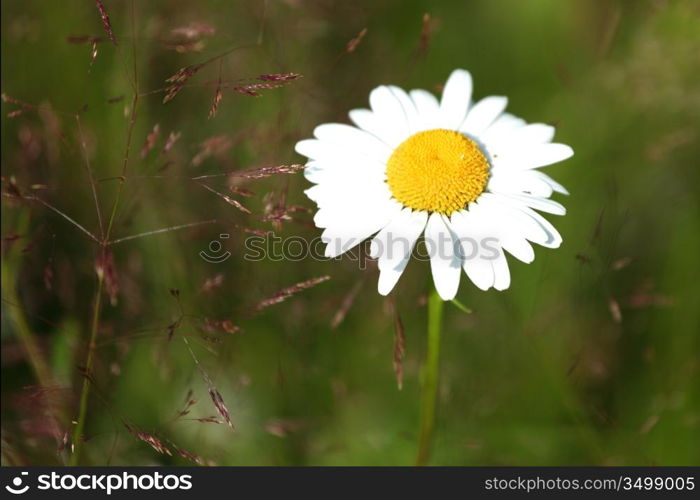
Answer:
[345, 28, 368, 53]
[390, 298, 406, 390]
[72, 2, 140, 464]
[252, 276, 330, 314]
[71, 92, 139, 463]
[94, 0, 117, 45]
[419, 13, 433, 55]
[76, 114, 104, 238]
[70, 270, 105, 465]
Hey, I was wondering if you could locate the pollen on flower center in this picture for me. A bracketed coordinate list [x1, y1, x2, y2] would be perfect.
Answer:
[386, 129, 490, 215]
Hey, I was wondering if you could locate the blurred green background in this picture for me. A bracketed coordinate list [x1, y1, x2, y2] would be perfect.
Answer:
[2, 0, 699, 466]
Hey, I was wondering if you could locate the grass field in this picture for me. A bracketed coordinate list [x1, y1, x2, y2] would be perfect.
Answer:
[2, 0, 699, 466]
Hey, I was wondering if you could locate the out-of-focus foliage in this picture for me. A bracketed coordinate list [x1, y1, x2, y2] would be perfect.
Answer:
[1, 0, 699, 465]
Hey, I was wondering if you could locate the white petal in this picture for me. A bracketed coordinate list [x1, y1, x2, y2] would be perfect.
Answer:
[500, 234, 535, 263]
[372, 209, 428, 295]
[530, 170, 569, 195]
[462, 251, 494, 291]
[487, 171, 554, 198]
[295, 138, 386, 163]
[348, 109, 386, 141]
[370, 85, 403, 117]
[318, 201, 402, 257]
[409, 89, 440, 131]
[491, 247, 511, 291]
[369, 85, 410, 147]
[313, 123, 389, 159]
[370, 208, 426, 260]
[461, 203, 535, 264]
[303, 160, 325, 182]
[303, 158, 386, 185]
[424, 213, 461, 300]
[502, 205, 561, 248]
[448, 210, 494, 291]
[378, 267, 404, 296]
[322, 229, 380, 258]
[500, 193, 567, 216]
[495, 143, 574, 170]
[464, 259, 494, 290]
[510, 123, 556, 144]
[314, 197, 397, 228]
[520, 207, 563, 248]
[475, 196, 561, 248]
[488, 168, 570, 199]
[480, 112, 527, 145]
[305, 180, 390, 208]
[295, 138, 324, 160]
[439, 69, 473, 130]
[387, 86, 420, 133]
[460, 96, 508, 136]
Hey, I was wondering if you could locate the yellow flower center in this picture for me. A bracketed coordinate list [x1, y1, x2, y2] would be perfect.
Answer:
[386, 129, 490, 215]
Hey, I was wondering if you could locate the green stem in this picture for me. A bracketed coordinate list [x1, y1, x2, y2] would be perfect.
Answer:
[70, 273, 104, 466]
[416, 285, 444, 466]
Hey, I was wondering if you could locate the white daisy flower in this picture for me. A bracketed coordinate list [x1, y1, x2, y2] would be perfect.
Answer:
[295, 69, 573, 300]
